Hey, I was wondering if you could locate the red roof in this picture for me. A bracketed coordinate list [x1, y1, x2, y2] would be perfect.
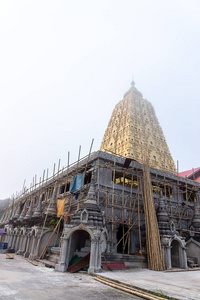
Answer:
[179, 167, 200, 178]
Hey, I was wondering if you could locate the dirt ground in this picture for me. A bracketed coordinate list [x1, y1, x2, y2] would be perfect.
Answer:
[0, 254, 140, 300]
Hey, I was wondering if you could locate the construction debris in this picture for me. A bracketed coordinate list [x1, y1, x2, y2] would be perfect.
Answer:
[6, 253, 14, 259]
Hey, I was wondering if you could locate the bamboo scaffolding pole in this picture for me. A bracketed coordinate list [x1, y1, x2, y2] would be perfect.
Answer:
[142, 159, 165, 271]
[105, 167, 108, 222]
[176, 161, 181, 233]
[115, 217, 138, 249]
[122, 170, 125, 253]
[94, 276, 167, 300]
[74, 145, 81, 211]
[32, 163, 58, 261]
[128, 167, 134, 255]
[97, 159, 100, 205]
[137, 167, 143, 268]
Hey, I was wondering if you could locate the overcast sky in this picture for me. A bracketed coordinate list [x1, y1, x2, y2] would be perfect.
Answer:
[0, 0, 200, 199]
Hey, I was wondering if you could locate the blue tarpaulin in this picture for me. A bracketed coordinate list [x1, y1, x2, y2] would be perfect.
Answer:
[0, 243, 8, 250]
[70, 172, 85, 195]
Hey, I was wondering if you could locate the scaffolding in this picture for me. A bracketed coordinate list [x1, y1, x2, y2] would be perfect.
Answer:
[3, 148, 200, 271]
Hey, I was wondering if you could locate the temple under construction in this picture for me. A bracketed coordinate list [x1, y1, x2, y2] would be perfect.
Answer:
[1, 83, 200, 273]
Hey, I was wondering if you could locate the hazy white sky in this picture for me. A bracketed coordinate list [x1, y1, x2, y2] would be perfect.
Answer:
[0, 0, 200, 199]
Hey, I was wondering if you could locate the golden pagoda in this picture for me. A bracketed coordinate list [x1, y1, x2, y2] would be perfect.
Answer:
[100, 81, 176, 173]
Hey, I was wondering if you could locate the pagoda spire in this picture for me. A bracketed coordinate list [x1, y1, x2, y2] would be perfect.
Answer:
[100, 83, 176, 172]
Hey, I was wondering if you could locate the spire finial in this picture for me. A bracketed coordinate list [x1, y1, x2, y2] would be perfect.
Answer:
[131, 74, 135, 86]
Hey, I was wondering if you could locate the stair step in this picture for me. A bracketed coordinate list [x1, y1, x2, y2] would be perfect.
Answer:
[50, 248, 60, 255]
[37, 259, 56, 268]
[190, 264, 199, 268]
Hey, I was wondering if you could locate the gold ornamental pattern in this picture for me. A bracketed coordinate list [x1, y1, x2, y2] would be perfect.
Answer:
[100, 84, 176, 173]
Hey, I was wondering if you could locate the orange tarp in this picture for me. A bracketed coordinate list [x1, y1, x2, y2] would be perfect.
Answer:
[57, 198, 66, 217]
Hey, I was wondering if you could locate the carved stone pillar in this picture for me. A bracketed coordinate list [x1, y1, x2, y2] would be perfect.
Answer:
[165, 246, 172, 270]
[180, 246, 188, 269]
[21, 234, 28, 255]
[11, 234, 17, 250]
[8, 233, 14, 248]
[88, 239, 98, 274]
[17, 234, 26, 255]
[55, 237, 70, 272]
[16, 235, 23, 254]
[15, 234, 20, 251]
[33, 229, 42, 259]
[24, 235, 31, 258]
[4, 233, 9, 243]
[29, 236, 37, 260]
[97, 238, 102, 271]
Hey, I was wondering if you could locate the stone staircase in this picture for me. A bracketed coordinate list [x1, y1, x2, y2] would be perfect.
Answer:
[40, 247, 61, 268]
[103, 253, 147, 269]
[187, 256, 199, 268]
[40, 250, 147, 269]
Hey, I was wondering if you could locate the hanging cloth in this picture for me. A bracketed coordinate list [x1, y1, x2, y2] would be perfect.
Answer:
[57, 197, 66, 217]
[70, 172, 85, 194]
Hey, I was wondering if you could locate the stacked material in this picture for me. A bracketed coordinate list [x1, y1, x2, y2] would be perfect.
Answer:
[142, 161, 165, 271]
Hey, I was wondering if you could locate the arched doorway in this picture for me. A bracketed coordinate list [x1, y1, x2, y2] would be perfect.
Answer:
[68, 230, 91, 267]
[171, 240, 180, 268]
[56, 224, 102, 273]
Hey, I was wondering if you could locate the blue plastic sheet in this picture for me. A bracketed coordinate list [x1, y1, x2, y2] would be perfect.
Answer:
[70, 172, 85, 194]
[0, 243, 8, 250]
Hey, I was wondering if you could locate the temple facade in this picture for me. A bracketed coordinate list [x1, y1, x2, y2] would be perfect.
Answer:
[1, 84, 200, 273]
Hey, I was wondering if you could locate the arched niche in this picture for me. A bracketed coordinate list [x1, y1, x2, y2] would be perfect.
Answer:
[38, 229, 60, 257]
[56, 224, 102, 273]
[68, 229, 91, 266]
[171, 239, 181, 268]
[66, 224, 95, 240]
[80, 209, 89, 223]
[169, 236, 187, 269]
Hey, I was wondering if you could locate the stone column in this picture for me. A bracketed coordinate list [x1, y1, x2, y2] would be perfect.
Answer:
[8, 234, 14, 248]
[17, 234, 25, 255]
[88, 239, 97, 274]
[33, 236, 40, 259]
[24, 235, 30, 258]
[15, 234, 20, 251]
[29, 236, 37, 260]
[16, 235, 23, 254]
[55, 237, 70, 272]
[165, 246, 172, 269]
[4, 233, 9, 243]
[7, 232, 11, 244]
[28, 236, 34, 257]
[22, 234, 28, 254]
[180, 246, 188, 269]
[11, 234, 17, 250]
[96, 238, 102, 272]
